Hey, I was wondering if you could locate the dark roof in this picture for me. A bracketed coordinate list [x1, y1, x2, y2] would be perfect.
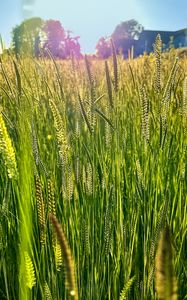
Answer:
[139, 30, 175, 44]
[114, 27, 187, 57]
[140, 29, 174, 35]
[175, 28, 187, 37]
[175, 28, 187, 33]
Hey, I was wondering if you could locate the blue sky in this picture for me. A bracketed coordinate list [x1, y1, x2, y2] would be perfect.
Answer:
[0, 0, 187, 53]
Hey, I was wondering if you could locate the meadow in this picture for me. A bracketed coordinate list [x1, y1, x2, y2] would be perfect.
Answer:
[0, 37, 187, 299]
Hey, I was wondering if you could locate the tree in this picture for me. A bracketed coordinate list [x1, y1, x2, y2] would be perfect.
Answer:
[11, 18, 82, 59]
[43, 20, 82, 59]
[12, 25, 24, 56]
[96, 37, 111, 59]
[43, 20, 66, 58]
[64, 32, 82, 59]
[112, 19, 143, 41]
[12, 17, 44, 57]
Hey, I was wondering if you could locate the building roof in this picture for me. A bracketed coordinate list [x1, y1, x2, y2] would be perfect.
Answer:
[139, 30, 175, 44]
[115, 27, 187, 57]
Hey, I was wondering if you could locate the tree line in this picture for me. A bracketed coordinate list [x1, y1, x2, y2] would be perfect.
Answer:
[8, 18, 143, 59]
[96, 19, 143, 58]
[11, 17, 82, 59]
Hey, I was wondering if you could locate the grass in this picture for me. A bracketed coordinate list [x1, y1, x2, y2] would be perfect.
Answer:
[0, 43, 187, 299]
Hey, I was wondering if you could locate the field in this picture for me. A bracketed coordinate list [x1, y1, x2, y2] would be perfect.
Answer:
[0, 41, 187, 299]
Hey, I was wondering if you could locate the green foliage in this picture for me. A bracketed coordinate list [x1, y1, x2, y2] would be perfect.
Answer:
[0, 43, 186, 299]
[11, 18, 82, 59]
[12, 17, 44, 57]
[111, 19, 144, 41]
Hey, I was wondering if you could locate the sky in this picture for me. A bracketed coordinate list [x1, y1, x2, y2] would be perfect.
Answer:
[0, 0, 187, 53]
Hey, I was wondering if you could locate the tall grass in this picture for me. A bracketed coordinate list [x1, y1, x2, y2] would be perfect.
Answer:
[0, 43, 186, 299]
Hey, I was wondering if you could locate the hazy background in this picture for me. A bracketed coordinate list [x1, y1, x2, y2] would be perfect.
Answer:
[1, 0, 187, 53]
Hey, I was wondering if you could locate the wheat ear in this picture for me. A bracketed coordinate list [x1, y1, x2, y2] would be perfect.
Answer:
[155, 226, 178, 300]
[49, 214, 78, 300]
